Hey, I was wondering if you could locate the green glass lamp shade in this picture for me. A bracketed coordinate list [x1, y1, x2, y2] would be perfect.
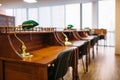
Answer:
[84, 27, 91, 31]
[22, 20, 39, 29]
[67, 24, 74, 29]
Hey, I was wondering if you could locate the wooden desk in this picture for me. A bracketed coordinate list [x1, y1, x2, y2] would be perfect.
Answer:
[0, 46, 77, 80]
[0, 31, 78, 80]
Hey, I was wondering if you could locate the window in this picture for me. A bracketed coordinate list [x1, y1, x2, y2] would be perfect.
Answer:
[14, 8, 27, 26]
[82, 2, 92, 29]
[39, 7, 51, 27]
[98, 0, 115, 31]
[51, 5, 65, 29]
[28, 8, 38, 22]
[98, 0, 115, 46]
[65, 3, 80, 30]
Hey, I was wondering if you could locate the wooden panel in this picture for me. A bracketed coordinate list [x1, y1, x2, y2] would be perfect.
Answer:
[55, 31, 84, 45]
[0, 34, 22, 59]
[64, 32, 77, 41]
[4, 61, 47, 80]
[77, 30, 87, 37]
[0, 60, 3, 80]
[10, 33, 60, 52]
[0, 31, 63, 59]
[2, 46, 77, 80]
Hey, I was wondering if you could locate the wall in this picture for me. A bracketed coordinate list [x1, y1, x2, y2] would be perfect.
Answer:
[115, 0, 120, 54]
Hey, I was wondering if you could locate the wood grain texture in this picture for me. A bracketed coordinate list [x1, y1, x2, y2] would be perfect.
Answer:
[64, 46, 120, 80]
[0, 60, 3, 80]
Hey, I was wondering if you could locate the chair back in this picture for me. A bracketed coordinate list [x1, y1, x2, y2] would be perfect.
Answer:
[79, 41, 88, 57]
[54, 49, 73, 79]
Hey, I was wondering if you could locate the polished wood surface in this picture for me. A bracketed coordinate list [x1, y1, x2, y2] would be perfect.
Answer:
[1, 46, 77, 80]
[30, 46, 76, 64]
[80, 46, 117, 80]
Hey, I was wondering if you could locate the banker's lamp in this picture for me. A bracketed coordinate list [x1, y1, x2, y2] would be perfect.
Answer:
[62, 32, 72, 46]
[22, 20, 39, 29]
[14, 20, 39, 59]
[67, 24, 74, 29]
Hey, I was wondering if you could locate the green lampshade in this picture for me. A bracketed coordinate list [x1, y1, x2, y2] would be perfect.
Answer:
[67, 24, 74, 29]
[22, 20, 39, 29]
[84, 27, 91, 31]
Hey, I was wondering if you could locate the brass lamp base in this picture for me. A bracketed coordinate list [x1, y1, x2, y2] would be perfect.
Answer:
[64, 41, 72, 46]
[21, 52, 33, 61]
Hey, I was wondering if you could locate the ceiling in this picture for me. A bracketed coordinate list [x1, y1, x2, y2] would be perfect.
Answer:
[0, 0, 102, 8]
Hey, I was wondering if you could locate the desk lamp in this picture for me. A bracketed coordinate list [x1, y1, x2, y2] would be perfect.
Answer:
[62, 32, 72, 46]
[14, 20, 39, 59]
[67, 24, 74, 29]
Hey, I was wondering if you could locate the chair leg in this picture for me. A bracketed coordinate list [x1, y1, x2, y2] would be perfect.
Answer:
[96, 42, 98, 52]
[92, 47, 94, 59]
[87, 44, 91, 64]
[82, 57, 86, 73]
[96, 42, 98, 56]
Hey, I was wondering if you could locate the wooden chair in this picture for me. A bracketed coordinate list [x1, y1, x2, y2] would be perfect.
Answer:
[93, 29, 107, 46]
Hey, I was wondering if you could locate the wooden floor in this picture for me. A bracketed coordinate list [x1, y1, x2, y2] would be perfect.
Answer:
[64, 46, 120, 80]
